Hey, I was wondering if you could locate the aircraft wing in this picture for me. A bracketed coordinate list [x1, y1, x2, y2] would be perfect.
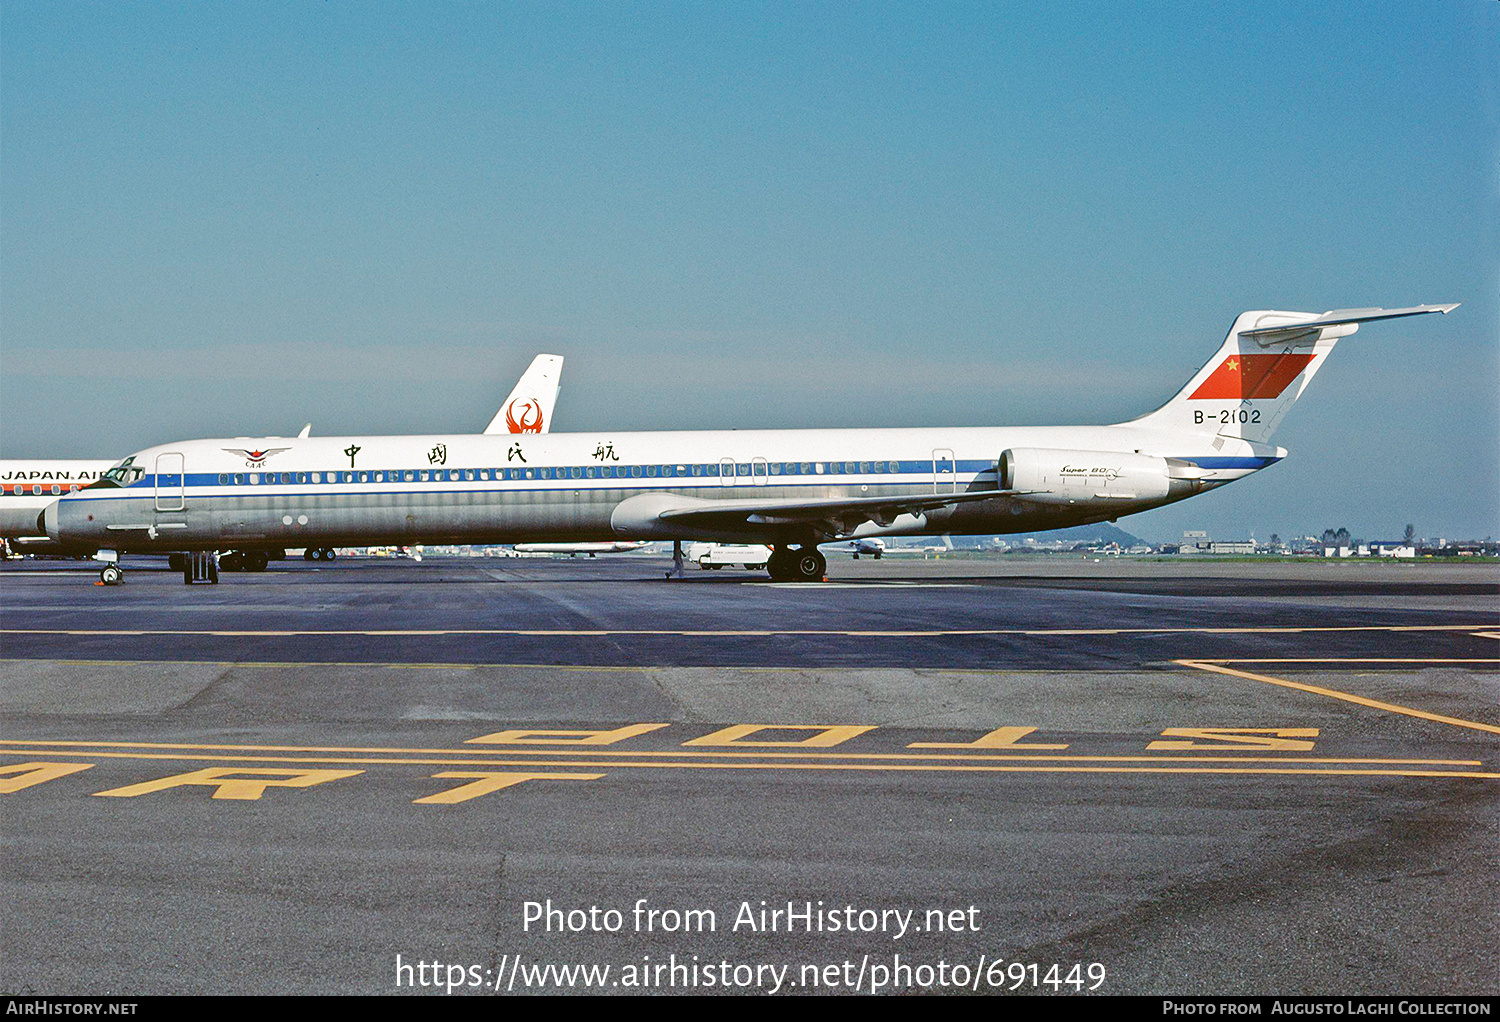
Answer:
[617, 487, 1023, 538]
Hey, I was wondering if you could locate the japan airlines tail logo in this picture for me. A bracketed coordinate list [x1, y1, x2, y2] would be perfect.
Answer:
[223, 447, 291, 467]
[504, 397, 544, 433]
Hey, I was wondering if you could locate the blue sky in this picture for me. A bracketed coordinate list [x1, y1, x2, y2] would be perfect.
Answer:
[2, 2, 1495, 542]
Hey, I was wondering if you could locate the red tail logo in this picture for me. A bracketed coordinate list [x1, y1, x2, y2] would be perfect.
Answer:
[504, 398, 544, 433]
[1189, 352, 1316, 400]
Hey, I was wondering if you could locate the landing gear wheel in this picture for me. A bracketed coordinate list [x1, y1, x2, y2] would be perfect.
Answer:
[168, 553, 185, 571]
[303, 548, 316, 561]
[321, 548, 336, 561]
[243, 550, 270, 572]
[793, 548, 826, 581]
[766, 547, 793, 580]
[99, 564, 122, 586]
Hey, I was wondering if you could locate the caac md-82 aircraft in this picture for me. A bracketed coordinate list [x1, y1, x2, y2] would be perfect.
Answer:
[3, 352, 564, 561]
[45, 306, 1456, 584]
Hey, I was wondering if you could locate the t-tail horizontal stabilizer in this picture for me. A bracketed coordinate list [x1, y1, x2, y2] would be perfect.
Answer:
[1129, 303, 1458, 445]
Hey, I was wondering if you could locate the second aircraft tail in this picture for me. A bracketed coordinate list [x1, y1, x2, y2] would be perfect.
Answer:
[485, 353, 564, 435]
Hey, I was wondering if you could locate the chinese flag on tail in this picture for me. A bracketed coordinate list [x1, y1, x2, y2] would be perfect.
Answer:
[1189, 352, 1315, 400]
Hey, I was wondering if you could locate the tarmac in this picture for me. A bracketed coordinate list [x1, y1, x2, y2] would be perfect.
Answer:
[1, 554, 1495, 995]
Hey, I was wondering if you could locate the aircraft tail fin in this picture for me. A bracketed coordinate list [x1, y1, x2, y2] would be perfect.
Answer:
[484, 354, 564, 435]
[1126, 305, 1457, 444]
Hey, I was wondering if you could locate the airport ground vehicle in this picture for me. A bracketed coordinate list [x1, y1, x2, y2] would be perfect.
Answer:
[688, 542, 773, 570]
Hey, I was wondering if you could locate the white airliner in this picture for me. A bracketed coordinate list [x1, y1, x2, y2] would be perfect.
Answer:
[2, 353, 564, 560]
[514, 541, 650, 556]
[44, 306, 1456, 584]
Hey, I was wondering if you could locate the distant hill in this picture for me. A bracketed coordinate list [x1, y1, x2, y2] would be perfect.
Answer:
[952, 522, 1148, 548]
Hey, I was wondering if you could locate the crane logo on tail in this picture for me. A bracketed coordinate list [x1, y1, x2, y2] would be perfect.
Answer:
[504, 398, 544, 433]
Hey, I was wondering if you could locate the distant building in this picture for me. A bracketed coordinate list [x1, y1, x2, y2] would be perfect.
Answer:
[1207, 540, 1256, 555]
[1179, 531, 1254, 555]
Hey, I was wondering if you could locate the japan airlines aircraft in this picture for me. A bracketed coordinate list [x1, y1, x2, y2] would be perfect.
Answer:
[46, 305, 1456, 584]
[1, 461, 118, 555]
[2, 353, 565, 560]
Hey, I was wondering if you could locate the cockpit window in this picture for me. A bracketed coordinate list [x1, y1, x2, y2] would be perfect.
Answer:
[83, 460, 144, 489]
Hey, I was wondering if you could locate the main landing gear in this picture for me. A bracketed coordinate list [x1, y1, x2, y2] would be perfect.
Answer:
[766, 545, 826, 582]
[303, 547, 337, 561]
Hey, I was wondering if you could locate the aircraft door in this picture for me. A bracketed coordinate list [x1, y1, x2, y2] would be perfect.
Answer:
[751, 457, 769, 486]
[932, 448, 956, 494]
[155, 452, 186, 511]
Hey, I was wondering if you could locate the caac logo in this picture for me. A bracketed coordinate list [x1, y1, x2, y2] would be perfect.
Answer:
[504, 397, 544, 434]
[223, 447, 291, 468]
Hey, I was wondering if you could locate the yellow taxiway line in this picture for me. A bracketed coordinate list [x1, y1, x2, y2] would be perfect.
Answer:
[1176, 659, 1500, 735]
[1, 746, 1494, 780]
[0, 737, 1481, 767]
[3, 624, 1497, 638]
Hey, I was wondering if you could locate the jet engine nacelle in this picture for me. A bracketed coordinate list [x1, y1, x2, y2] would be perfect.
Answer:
[999, 448, 1172, 505]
